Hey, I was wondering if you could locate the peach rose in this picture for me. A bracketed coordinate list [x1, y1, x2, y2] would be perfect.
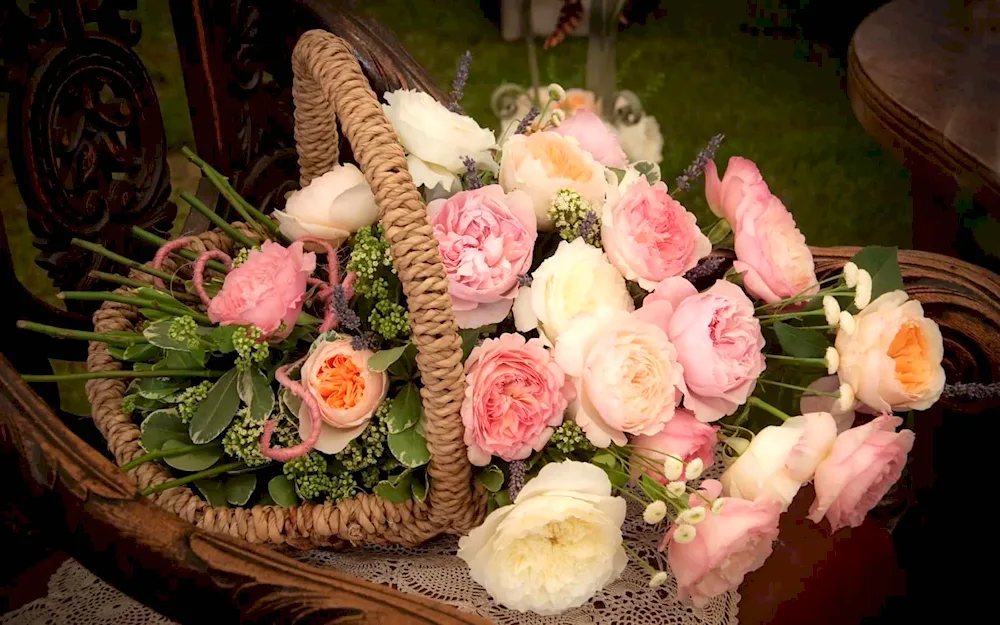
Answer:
[558, 88, 601, 116]
[293, 336, 388, 454]
[704, 156, 767, 223]
[499, 132, 608, 230]
[602, 177, 711, 289]
[208, 240, 316, 336]
[732, 186, 818, 304]
[808, 414, 915, 531]
[551, 110, 628, 168]
[835, 291, 945, 412]
[630, 409, 718, 485]
[720, 412, 838, 509]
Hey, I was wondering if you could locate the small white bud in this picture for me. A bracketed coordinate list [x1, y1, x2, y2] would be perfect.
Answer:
[724, 436, 751, 455]
[547, 83, 567, 102]
[666, 481, 687, 498]
[673, 524, 697, 544]
[643, 500, 668, 524]
[836, 383, 856, 413]
[678, 506, 707, 525]
[838, 311, 857, 335]
[844, 262, 859, 288]
[663, 456, 684, 481]
[825, 346, 840, 375]
[549, 108, 566, 126]
[854, 269, 873, 309]
[684, 457, 704, 480]
[823, 296, 841, 326]
[649, 571, 669, 588]
[711, 498, 726, 513]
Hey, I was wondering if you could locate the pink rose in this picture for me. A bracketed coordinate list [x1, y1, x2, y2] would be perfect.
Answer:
[808, 414, 915, 531]
[427, 185, 537, 328]
[551, 110, 628, 168]
[645, 277, 766, 422]
[662, 479, 781, 607]
[704, 156, 767, 223]
[208, 240, 316, 336]
[630, 409, 718, 484]
[553, 304, 686, 448]
[462, 333, 574, 465]
[602, 178, 712, 289]
[732, 186, 819, 304]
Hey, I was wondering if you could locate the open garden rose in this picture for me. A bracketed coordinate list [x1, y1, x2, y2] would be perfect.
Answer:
[602, 177, 711, 289]
[732, 186, 819, 304]
[207, 240, 316, 336]
[835, 290, 945, 412]
[552, 110, 628, 168]
[427, 185, 536, 328]
[704, 156, 767, 223]
[645, 277, 766, 422]
[808, 414, 915, 531]
[383, 89, 496, 193]
[720, 412, 838, 508]
[553, 306, 686, 448]
[462, 333, 574, 465]
[458, 461, 627, 615]
[513, 238, 633, 345]
[272, 164, 379, 244]
[499, 132, 608, 230]
[663, 479, 782, 607]
[293, 336, 388, 454]
[630, 409, 718, 484]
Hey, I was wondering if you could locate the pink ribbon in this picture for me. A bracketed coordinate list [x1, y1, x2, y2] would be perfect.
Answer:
[259, 362, 321, 461]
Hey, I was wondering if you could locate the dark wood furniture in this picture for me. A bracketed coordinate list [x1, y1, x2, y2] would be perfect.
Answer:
[848, 0, 1000, 258]
[2, 1, 1000, 622]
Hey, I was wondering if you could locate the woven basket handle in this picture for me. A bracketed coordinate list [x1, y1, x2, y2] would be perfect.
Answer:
[291, 30, 477, 525]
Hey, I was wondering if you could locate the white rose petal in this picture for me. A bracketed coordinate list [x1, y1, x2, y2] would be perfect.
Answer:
[275, 164, 378, 243]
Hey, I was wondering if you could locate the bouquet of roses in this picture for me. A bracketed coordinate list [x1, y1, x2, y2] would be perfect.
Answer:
[18, 54, 945, 617]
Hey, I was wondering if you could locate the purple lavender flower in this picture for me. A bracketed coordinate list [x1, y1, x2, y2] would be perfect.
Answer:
[941, 382, 1000, 400]
[507, 460, 526, 500]
[514, 107, 540, 135]
[673, 133, 725, 194]
[332, 284, 361, 332]
[683, 255, 728, 282]
[463, 156, 482, 190]
[517, 273, 533, 287]
[448, 50, 472, 113]
[577, 210, 598, 242]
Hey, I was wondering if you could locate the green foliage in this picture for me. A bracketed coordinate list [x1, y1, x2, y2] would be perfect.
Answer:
[360, 466, 381, 490]
[231, 246, 252, 268]
[167, 315, 201, 349]
[225, 474, 257, 506]
[327, 473, 359, 504]
[386, 386, 420, 434]
[173, 380, 213, 423]
[233, 326, 269, 372]
[188, 368, 241, 444]
[162, 439, 223, 472]
[549, 189, 601, 247]
[238, 367, 275, 423]
[850, 246, 904, 304]
[139, 408, 188, 451]
[267, 475, 298, 507]
[335, 401, 389, 471]
[373, 469, 413, 503]
[143, 318, 198, 352]
[367, 344, 411, 372]
[195, 479, 229, 507]
[222, 408, 298, 468]
[293, 472, 333, 501]
[475, 465, 504, 493]
[348, 225, 394, 298]
[369, 300, 410, 340]
[282, 451, 327, 479]
[772, 321, 830, 358]
[460, 325, 497, 361]
[549, 420, 595, 455]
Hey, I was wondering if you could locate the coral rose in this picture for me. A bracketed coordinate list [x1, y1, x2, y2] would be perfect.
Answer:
[630, 409, 719, 484]
[462, 333, 574, 465]
[808, 414, 915, 531]
[835, 290, 945, 412]
[602, 177, 711, 289]
[272, 164, 379, 245]
[704, 156, 767, 223]
[208, 240, 316, 336]
[551, 110, 628, 168]
[427, 185, 537, 328]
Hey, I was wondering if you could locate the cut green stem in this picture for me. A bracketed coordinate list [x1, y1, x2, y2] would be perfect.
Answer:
[20, 369, 225, 383]
[179, 191, 257, 249]
[121, 443, 220, 472]
[140, 461, 246, 496]
[57, 292, 211, 324]
[747, 396, 793, 422]
[622, 542, 659, 575]
[88, 271, 201, 304]
[757, 378, 839, 397]
[16, 320, 148, 344]
[131, 226, 231, 273]
[758, 310, 827, 323]
[756, 287, 853, 312]
[181, 146, 281, 235]
[765, 354, 829, 367]
[71, 238, 174, 282]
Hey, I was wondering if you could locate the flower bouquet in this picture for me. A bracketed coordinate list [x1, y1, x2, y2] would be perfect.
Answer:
[19, 35, 946, 616]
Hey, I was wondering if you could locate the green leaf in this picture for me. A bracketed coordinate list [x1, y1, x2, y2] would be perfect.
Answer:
[139, 308, 172, 321]
[106, 346, 127, 360]
[411, 470, 429, 503]
[296, 311, 322, 326]
[590, 450, 618, 469]
[639, 474, 665, 501]
[129, 395, 166, 413]
[460, 325, 497, 361]
[162, 439, 223, 471]
[388, 421, 431, 468]
[139, 408, 188, 451]
[143, 319, 195, 351]
[135, 287, 188, 310]
[194, 479, 229, 507]
[772, 321, 831, 359]
[493, 489, 512, 508]
[154, 349, 208, 370]
[387, 342, 418, 379]
[122, 343, 162, 362]
[475, 465, 505, 493]
[255, 493, 276, 506]
[603, 464, 629, 489]
[633, 160, 661, 184]
[546, 447, 567, 462]
[132, 362, 155, 372]
[374, 470, 413, 503]
[608, 167, 626, 183]
[188, 368, 241, 444]
[850, 246, 903, 303]
[367, 343, 411, 373]
[225, 473, 257, 506]
[209, 326, 239, 354]
[238, 368, 275, 423]
[267, 475, 298, 507]
[136, 375, 182, 400]
[387, 384, 422, 434]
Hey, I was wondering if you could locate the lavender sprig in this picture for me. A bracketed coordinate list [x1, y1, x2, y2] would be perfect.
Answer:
[448, 50, 472, 113]
[514, 107, 540, 135]
[577, 210, 598, 242]
[673, 133, 725, 194]
[941, 382, 1000, 400]
[517, 273, 533, 287]
[462, 156, 482, 190]
[507, 460, 526, 500]
[331, 284, 361, 332]
[683, 255, 728, 283]
[351, 332, 377, 352]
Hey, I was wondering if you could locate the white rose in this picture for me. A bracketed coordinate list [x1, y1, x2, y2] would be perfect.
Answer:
[272, 164, 379, 244]
[614, 114, 664, 164]
[721, 412, 838, 509]
[382, 89, 497, 193]
[499, 132, 608, 230]
[457, 461, 627, 615]
[836, 290, 945, 412]
[512, 238, 633, 345]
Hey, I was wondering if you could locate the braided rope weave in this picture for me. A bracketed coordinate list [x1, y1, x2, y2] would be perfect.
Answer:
[85, 31, 485, 549]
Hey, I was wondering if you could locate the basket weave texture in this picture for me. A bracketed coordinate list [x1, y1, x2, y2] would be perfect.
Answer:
[86, 30, 485, 549]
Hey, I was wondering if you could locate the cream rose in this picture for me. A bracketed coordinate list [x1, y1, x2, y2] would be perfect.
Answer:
[836, 290, 945, 412]
[382, 89, 497, 193]
[512, 238, 634, 345]
[499, 132, 608, 230]
[457, 461, 627, 615]
[273, 164, 379, 244]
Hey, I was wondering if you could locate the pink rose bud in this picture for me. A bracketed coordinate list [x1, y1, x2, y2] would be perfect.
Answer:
[704, 156, 767, 223]
[551, 110, 628, 168]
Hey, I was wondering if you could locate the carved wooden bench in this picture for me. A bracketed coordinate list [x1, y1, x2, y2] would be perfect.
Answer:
[2, 1, 998, 622]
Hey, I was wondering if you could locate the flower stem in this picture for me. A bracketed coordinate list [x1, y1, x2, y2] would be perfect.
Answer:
[622, 542, 658, 575]
[71, 238, 174, 283]
[181, 146, 281, 236]
[757, 310, 827, 323]
[748, 396, 793, 421]
[57, 291, 211, 324]
[179, 191, 258, 249]
[121, 443, 220, 472]
[757, 378, 839, 397]
[16, 320, 148, 344]
[755, 287, 853, 312]
[765, 354, 828, 367]
[140, 461, 246, 497]
[88, 271, 201, 304]
[130, 226, 231, 273]
[20, 369, 225, 383]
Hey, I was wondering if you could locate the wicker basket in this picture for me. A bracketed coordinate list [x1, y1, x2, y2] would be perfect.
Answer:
[85, 30, 484, 549]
